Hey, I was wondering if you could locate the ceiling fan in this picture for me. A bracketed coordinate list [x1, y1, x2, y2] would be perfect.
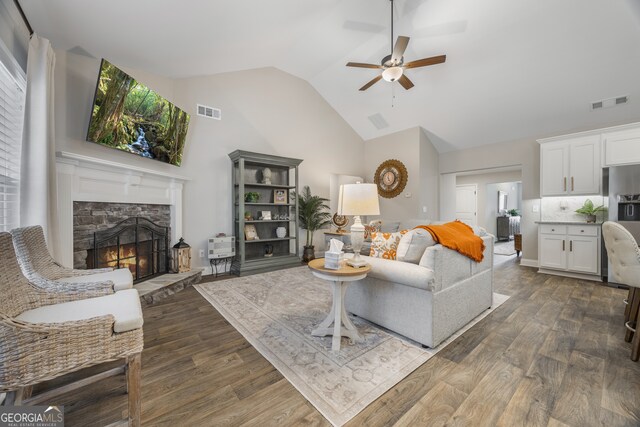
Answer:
[346, 0, 446, 91]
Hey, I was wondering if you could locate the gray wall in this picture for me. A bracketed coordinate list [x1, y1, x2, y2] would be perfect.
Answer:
[53, 51, 366, 268]
[364, 126, 439, 221]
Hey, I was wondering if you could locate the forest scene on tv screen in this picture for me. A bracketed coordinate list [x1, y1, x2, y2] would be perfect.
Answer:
[87, 59, 190, 166]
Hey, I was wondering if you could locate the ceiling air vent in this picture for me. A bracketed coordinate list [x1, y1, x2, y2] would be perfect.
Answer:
[197, 104, 221, 120]
[368, 113, 389, 130]
[591, 95, 629, 111]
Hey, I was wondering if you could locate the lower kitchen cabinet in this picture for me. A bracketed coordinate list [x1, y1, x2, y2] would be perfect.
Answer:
[538, 223, 600, 279]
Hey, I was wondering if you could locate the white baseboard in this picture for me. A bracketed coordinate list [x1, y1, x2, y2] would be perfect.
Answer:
[520, 258, 539, 268]
[537, 268, 602, 282]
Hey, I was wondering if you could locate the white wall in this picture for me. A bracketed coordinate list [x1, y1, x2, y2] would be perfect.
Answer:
[173, 67, 365, 259]
[53, 51, 365, 267]
[54, 51, 177, 172]
[456, 169, 522, 238]
[440, 140, 540, 262]
[364, 126, 439, 221]
[419, 128, 439, 219]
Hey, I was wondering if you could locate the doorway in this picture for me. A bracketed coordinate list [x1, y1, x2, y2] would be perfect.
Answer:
[455, 184, 477, 226]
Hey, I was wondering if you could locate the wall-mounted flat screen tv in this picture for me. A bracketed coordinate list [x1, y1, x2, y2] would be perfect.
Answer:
[86, 59, 190, 166]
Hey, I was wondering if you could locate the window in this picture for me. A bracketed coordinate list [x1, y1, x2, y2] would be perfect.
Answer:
[0, 41, 26, 232]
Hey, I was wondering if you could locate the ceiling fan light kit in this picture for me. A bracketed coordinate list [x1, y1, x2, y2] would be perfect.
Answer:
[346, 0, 446, 91]
[382, 66, 403, 82]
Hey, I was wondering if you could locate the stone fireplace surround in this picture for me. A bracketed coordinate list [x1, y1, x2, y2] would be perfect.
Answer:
[56, 151, 190, 269]
[72, 201, 171, 272]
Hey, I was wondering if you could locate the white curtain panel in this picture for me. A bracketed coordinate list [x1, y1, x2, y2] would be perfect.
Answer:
[20, 35, 59, 258]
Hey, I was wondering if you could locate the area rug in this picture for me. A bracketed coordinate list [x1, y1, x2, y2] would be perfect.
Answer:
[494, 240, 516, 256]
[195, 266, 508, 426]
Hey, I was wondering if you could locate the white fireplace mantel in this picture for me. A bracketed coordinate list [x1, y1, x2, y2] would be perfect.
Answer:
[56, 151, 191, 268]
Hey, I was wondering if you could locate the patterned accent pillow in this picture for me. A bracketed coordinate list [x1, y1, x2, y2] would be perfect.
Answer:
[369, 230, 408, 260]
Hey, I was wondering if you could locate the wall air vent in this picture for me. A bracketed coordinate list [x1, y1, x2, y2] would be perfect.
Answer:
[616, 96, 629, 105]
[197, 104, 221, 120]
[591, 95, 629, 111]
[368, 113, 389, 130]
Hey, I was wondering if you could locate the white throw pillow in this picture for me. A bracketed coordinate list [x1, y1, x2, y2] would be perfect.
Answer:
[369, 230, 407, 260]
[397, 228, 436, 264]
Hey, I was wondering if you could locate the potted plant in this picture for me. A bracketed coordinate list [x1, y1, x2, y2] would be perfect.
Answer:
[575, 199, 606, 223]
[297, 186, 331, 262]
[508, 208, 520, 217]
[244, 192, 260, 203]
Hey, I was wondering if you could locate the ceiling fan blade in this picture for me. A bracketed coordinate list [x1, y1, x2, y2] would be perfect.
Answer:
[404, 55, 446, 69]
[359, 75, 383, 91]
[346, 62, 382, 69]
[398, 74, 414, 90]
[391, 36, 410, 64]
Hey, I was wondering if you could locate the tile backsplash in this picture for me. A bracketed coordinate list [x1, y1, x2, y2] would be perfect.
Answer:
[541, 195, 608, 222]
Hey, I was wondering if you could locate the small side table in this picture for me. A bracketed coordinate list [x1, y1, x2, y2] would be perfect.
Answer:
[514, 233, 522, 257]
[209, 256, 234, 278]
[307, 258, 370, 351]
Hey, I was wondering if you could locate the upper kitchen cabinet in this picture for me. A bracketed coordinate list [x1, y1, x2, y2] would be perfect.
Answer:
[540, 135, 601, 196]
[602, 127, 640, 167]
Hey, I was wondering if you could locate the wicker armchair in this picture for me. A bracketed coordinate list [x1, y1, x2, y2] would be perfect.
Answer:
[10, 225, 133, 293]
[0, 232, 143, 425]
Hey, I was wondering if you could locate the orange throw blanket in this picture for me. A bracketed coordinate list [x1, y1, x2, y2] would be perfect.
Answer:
[415, 220, 485, 262]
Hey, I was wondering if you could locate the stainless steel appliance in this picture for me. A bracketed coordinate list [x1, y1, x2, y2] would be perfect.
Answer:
[606, 165, 640, 283]
[618, 194, 640, 221]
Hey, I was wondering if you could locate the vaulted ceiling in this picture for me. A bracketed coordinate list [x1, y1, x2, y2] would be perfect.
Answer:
[21, 0, 640, 152]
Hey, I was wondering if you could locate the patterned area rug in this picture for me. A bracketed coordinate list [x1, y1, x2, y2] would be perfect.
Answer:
[195, 266, 508, 426]
[494, 240, 517, 256]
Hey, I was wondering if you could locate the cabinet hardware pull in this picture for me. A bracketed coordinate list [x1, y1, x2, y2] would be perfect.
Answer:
[571, 177, 574, 191]
[551, 228, 555, 231]
[570, 240, 573, 251]
[562, 240, 565, 251]
[564, 177, 567, 191]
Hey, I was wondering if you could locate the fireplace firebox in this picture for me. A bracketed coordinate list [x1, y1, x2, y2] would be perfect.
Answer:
[87, 217, 169, 283]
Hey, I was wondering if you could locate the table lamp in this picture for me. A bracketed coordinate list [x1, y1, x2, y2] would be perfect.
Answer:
[337, 183, 380, 268]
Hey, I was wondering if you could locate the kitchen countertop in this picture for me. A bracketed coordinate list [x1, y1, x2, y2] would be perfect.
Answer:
[535, 221, 603, 225]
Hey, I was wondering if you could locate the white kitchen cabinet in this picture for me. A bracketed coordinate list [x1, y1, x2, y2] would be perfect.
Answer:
[540, 135, 601, 196]
[538, 223, 600, 278]
[540, 144, 569, 196]
[602, 128, 640, 166]
[539, 234, 567, 270]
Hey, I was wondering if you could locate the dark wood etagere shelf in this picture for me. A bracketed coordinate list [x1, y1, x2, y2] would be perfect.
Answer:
[228, 150, 303, 275]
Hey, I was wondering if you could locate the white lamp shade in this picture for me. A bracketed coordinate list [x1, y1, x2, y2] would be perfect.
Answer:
[382, 66, 403, 82]
[337, 183, 380, 216]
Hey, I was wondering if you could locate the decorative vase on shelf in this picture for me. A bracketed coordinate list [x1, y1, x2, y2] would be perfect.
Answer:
[276, 227, 286, 238]
[264, 244, 274, 257]
[262, 167, 272, 185]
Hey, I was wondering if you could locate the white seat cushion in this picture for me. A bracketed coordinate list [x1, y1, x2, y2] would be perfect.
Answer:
[345, 254, 435, 291]
[16, 289, 143, 333]
[59, 268, 133, 291]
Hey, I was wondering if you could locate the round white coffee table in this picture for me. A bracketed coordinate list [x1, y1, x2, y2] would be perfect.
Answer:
[307, 258, 371, 351]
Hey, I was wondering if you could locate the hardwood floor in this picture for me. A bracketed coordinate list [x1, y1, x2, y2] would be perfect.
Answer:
[39, 259, 640, 426]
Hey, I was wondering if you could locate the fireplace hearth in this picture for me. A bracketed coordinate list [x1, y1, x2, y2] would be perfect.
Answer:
[87, 217, 170, 283]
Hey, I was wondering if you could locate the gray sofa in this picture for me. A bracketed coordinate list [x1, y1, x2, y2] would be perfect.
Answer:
[345, 219, 494, 348]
